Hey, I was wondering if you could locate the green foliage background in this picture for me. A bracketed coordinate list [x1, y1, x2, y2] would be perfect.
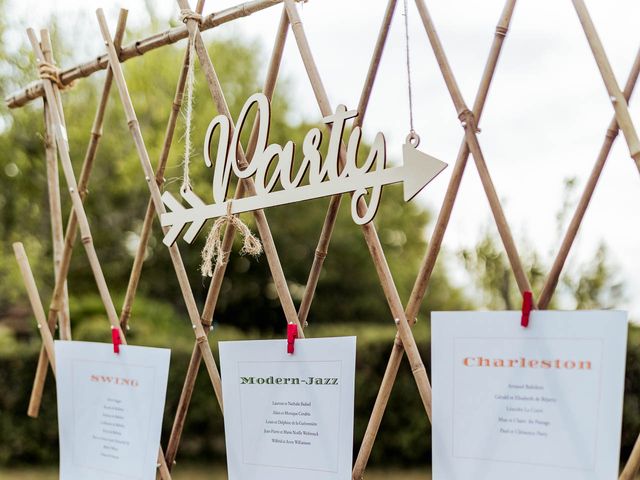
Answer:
[3, 311, 640, 468]
[0, 25, 467, 333]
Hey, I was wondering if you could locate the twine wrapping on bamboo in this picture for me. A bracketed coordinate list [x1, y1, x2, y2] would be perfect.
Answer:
[179, 8, 203, 193]
[38, 60, 75, 91]
[201, 203, 262, 277]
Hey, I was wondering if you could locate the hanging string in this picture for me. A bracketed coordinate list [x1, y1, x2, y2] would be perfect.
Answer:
[201, 203, 263, 277]
[402, 0, 416, 137]
[180, 9, 203, 192]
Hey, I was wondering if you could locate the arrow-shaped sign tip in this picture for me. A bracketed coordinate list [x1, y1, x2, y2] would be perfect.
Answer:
[402, 143, 448, 202]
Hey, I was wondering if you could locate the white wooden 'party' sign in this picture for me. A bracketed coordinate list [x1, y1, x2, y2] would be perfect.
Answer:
[160, 93, 447, 246]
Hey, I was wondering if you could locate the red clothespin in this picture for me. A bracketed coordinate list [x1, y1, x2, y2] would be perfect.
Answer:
[287, 323, 298, 355]
[521, 291, 533, 328]
[111, 326, 121, 354]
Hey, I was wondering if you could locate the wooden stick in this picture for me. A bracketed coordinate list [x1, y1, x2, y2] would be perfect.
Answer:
[157, 450, 172, 480]
[284, 0, 433, 419]
[41, 31, 71, 340]
[28, 27, 125, 332]
[31, 18, 175, 478]
[406, 0, 515, 319]
[539, 45, 640, 309]
[15, 241, 176, 479]
[125, 46, 193, 469]
[201, 6, 289, 324]
[17, 242, 172, 480]
[297, 0, 398, 328]
[26, 26, 128, 412]
[13, 243, 57, 374]
[572, 0, 640, 173]
[96, 10, 224, 409]
[26, 103, 67, 419]
[43, 103, 70, 337]
[352, 2, 517, 476]
[40, 31, 67, 130]
[27, 12, 128, 417]
[164, 342, 204, 470]
[120, 2, 210, 331]
[176, 0, 304, 335]
[532, 46, 640, 480]
[6, 0, 286, 109]
[413, 0, 534, 301]
[620, 432, 640, 480]
[120, 49, 191, 330]
[164, 8, 290, 468]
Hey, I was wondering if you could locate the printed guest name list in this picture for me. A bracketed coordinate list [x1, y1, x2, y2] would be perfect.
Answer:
[220, 337, 356, 480]
[238, 376, 338, 449]
[55, 341, 170, 480]
[432, 311, 628, 480]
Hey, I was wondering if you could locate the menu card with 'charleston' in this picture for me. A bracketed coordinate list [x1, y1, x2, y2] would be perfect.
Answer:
[431, 311, 627, 479]
[55, 341, 170, 480]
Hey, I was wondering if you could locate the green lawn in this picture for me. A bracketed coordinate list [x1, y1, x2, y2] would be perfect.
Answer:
[4, 466, 640, 479]
[0, 466, 431, 479]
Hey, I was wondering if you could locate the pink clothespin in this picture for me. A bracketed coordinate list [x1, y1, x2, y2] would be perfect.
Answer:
[287, 323, 298, 355]
[111, 326, 121, 354]
[521, 291, 533, 328]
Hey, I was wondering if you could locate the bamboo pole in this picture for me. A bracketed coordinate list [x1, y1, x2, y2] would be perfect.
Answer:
[413, 0, 534, 301]
[13, 243, 57, 374]
[119, 6, 198, 330]
[119, 48, 189, 330]
[164, 342, 205, 470]
[43, 103, 70, 338]
[15, 241, 171, 480]
[200, 6, 289, 325]
[297, 0, 398, 328]
[26, 103, 66, 419]
[6, 0, 286, 109]
[539, 45, 640, 309]
[529, 46, 640, 480]
[27, 26, 125, 337]
[175, 0, 304, 336]
[157, 452, 172, 480]
[164, 8, 290, 467]
[96, 10, 224, 408]
[620, 433, 640, 480]
[124, 41, 193, 475]
[120, 0, 210, 330]
[353, 2, 517, 476]
[572, 0, 640, 173]
[41, 27, 71, 339]
[41, 31, 71, 340]
[27, 12, 128, 417]
[283, 0, 433, 419]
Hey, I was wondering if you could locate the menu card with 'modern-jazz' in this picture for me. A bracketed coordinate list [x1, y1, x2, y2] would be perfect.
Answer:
[431, 310, 628, 480]
[219, 336, 356, 480]
[55, 341, 170, 480]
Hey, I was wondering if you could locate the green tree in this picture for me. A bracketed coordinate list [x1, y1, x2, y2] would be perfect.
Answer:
[460, 178, 625, 310]
[0, 12, 467, 339]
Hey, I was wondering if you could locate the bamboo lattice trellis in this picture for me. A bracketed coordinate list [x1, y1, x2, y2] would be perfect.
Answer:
[6, 0, 640, 479]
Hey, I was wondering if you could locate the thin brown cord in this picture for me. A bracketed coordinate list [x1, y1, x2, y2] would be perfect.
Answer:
[179, 9, 203, 193]
[38, 61, 75, 91]
[179, 9, 203, 24]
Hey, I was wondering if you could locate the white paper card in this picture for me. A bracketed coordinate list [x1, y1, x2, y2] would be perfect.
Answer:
[219, 336, 356, 480]
[432, 310, 627, 480]
[55, 341, 170, 480]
